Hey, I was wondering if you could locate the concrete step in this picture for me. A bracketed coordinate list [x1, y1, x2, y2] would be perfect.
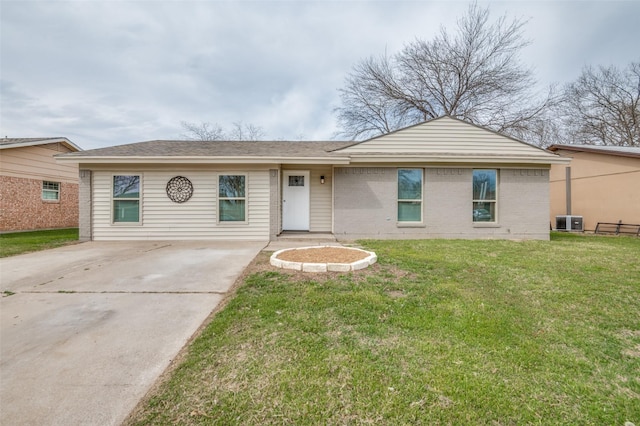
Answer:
[276, 232, 337, 242]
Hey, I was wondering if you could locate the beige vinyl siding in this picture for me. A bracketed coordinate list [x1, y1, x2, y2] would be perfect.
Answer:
[92, 169, 270, 240]
[0, 144, 78, 183]
[282, 164, 333, 232]
[340, 116, 553, 159]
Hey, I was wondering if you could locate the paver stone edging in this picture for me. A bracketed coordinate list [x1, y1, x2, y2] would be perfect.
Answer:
[270, 246, 377, 272]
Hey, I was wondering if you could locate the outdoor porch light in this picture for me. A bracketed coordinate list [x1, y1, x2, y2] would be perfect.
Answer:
[320, 175, 325, 184]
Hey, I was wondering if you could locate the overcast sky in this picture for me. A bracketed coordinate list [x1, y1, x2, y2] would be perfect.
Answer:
[1, 0, 638, 150]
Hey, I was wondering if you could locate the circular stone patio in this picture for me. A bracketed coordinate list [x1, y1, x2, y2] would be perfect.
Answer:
[270, 246, 377, 273]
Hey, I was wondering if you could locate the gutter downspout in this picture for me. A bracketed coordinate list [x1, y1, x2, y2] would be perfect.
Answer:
[565, 166, 572, 215]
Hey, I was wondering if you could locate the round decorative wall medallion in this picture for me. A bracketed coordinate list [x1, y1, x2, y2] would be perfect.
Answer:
[166, 176, 193, 203]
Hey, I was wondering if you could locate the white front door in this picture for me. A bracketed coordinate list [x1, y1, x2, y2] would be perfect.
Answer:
[282, 170, 310, 231]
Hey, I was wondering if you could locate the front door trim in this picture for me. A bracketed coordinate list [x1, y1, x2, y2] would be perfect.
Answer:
[282, 170, 310, 231]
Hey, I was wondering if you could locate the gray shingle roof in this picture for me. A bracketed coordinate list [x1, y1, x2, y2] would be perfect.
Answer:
[60, 140, 356, 158]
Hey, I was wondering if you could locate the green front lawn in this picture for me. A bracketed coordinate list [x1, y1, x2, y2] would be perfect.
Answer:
[128, 233, 640, 425]
[0, 228, 79, 257]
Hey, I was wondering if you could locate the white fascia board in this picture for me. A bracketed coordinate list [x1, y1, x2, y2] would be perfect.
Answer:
[55, 156, 352, 165]
[347, 154, 571, 165]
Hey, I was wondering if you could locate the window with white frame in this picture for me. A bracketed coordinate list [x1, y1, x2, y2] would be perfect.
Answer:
[397, 169, 423, 222]
[42, 181, 60, 201]
[472, 169, 497, 222]
[218, 174, 246, 222]
[112, 175, 141, 223]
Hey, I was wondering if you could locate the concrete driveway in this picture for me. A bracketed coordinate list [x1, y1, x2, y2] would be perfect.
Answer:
[0, 240, 265, 426]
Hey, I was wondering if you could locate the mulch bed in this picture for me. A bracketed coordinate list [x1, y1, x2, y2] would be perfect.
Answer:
[274, 246, 370, 263]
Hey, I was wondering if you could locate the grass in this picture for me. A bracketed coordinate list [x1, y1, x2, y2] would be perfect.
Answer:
[127, 233, 640, 425]
[0, 228, 79, 257]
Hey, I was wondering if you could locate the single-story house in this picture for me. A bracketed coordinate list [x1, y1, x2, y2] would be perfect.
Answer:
[1, 137, 81, 232]
[56, 116, 569, 242]
[548, 144, 640, 232]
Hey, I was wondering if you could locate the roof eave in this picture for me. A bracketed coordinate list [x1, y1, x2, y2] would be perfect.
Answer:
[347, 154, 571, 165]
[55, 155, 352, 165]
[548, 144, 640, 159]
[56, 153, 570, 166]
[0, 138, 82, 152]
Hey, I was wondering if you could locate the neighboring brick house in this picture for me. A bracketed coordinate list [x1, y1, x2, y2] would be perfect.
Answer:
[548, 144, 640, 232]
[57, 116, 569, 242]
[1, 137, 81, 232]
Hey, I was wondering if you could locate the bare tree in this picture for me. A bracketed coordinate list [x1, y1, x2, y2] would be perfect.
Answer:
[335, 3, 556, 145]
[181, 121, 265, 141]
[562, 62, 640, 146]
[180, 121, 226, 141]
[113, 175, 140, 197]
[228, 121, 266, 141]
[514, 103, 567, 148]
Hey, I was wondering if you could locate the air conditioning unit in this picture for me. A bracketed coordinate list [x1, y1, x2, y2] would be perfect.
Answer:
[556, 215, 584, 231]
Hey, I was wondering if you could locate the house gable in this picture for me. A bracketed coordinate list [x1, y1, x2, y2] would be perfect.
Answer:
[335, 116, 568, 165]
[1, 142, 79, 183]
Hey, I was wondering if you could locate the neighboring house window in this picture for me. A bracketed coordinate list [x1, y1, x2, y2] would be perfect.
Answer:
[42, 181, 60, 201]
[473, 169, 497, 222]
[113, 175, 141, 223]
[397, 169, 423, 222]
[219, 175, 246, 222]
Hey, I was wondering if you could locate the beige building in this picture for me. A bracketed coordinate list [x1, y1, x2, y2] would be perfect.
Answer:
[0, 138, 81, 232]
[549, 145, 640, 232]
[57, 116, 569, 242]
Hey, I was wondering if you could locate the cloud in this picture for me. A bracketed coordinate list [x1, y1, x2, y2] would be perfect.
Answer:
[1, 1, 638, 149]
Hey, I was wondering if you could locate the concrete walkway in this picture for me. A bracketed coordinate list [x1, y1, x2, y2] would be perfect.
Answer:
[0, 240, 265, 426]
[264, 232, 343, 251]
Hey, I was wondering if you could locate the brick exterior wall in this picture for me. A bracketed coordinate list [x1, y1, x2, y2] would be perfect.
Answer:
[334, 167, 397, 237]
[0, 175, 79, 232]
[333, 167, 550, 240]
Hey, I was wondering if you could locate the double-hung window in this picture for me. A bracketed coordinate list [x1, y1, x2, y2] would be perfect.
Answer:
[218, 174, 247, 222]
[397, 169, 423, 223]
[472, 169, 497, 222]
[42, 181, 60, 201]
[113, 175, 141, 223]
